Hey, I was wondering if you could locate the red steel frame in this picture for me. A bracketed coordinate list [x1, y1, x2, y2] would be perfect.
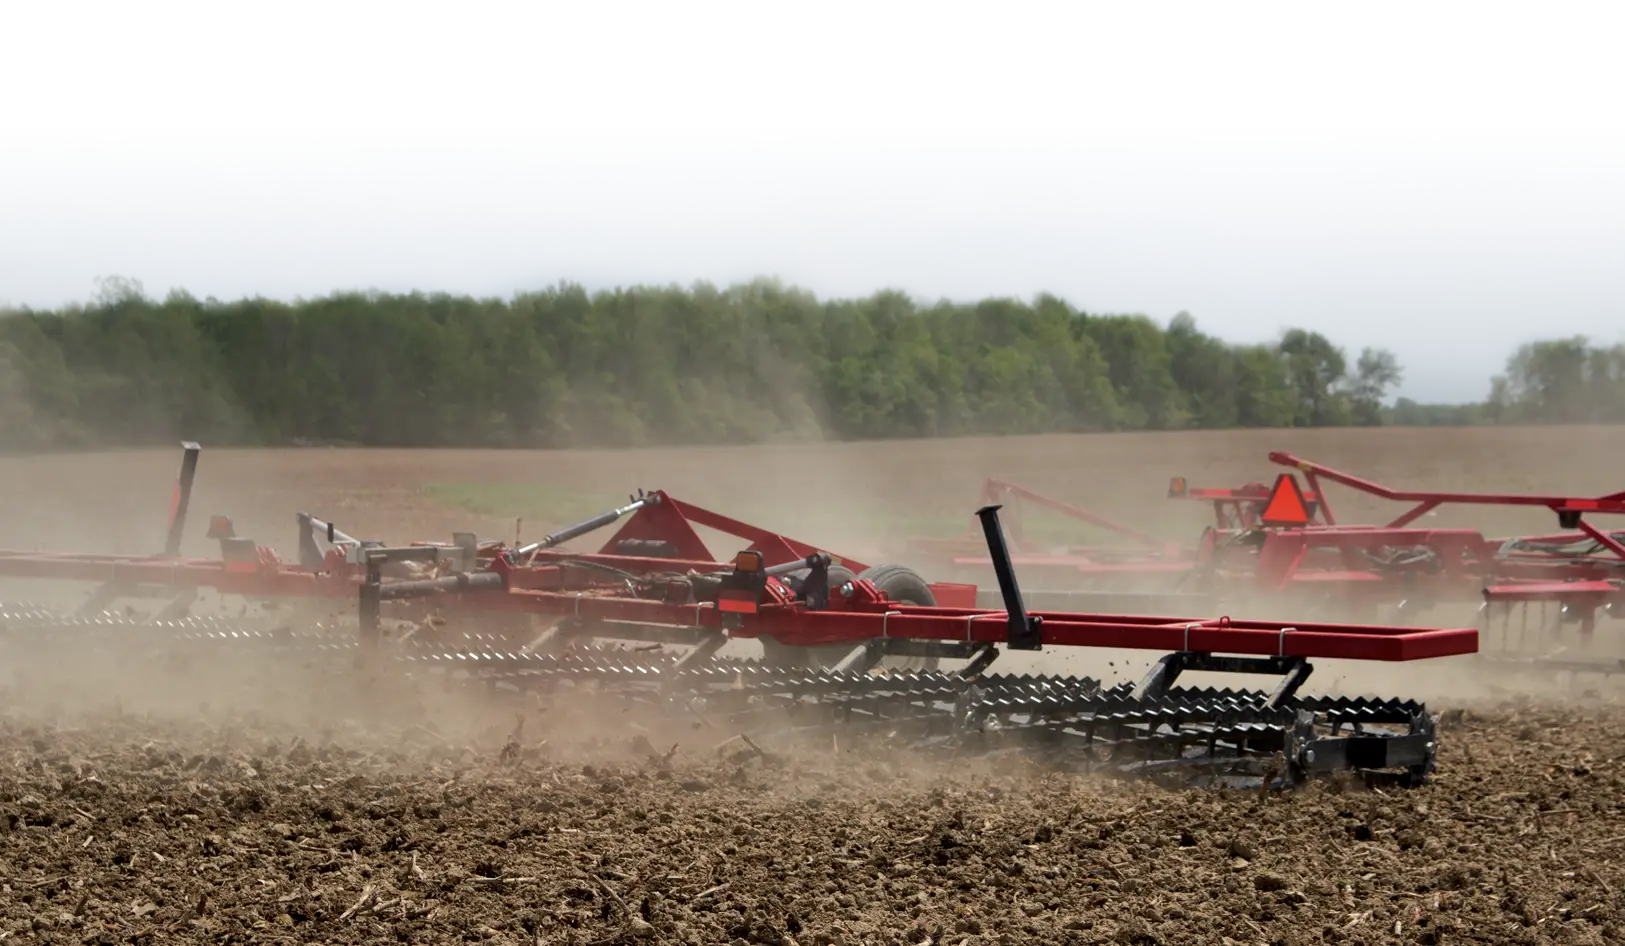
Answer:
[0, 491, 980, 607]
[1269, 451, 1625, 562]
[0, 496, 1476, 663]
[0, 443, 1478, 666]
[1258, 454, 1625, 610]
[901, 475, 1327, 587]
[421, 551, 1478, 662]
[890, 455, 1625, 647]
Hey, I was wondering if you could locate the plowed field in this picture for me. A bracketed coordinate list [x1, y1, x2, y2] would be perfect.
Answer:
[2, 426, 1624, 944]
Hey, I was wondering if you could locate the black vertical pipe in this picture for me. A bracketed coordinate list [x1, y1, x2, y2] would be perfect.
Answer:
[975, 504, 1042, 650]
[359, 555, 382, 652]
[164, 442, 202, 557]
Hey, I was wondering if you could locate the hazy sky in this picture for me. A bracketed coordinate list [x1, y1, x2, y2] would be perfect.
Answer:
[3, 1, 1621, 404]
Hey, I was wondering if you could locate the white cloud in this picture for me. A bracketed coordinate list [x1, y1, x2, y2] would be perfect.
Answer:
[3, 124, 1625, 403]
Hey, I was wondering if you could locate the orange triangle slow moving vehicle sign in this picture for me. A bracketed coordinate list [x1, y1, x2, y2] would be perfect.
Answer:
[1259, 473, 1312, 528]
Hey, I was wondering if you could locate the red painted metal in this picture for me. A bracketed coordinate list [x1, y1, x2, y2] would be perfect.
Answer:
[892, 459, 1625, 627]
[0, 458, 1479, 667]
[1132, 456, 1625, 649]
[1247, 454, 1625, 597]
[903, 474, 1336, 585]
[0, 487, 978, 610]
[1175, 479, 1327, 531]
[1271, 451, 1625, 534]
[425, 555, 1480, 662]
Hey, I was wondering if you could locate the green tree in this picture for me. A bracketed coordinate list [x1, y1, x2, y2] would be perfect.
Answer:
[1279, 329, 1350, 426]
[1344, 347, 1403, 426]
[0, 279, 1440, 451]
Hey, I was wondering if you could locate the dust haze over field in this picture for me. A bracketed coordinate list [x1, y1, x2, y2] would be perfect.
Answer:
[5, 427, 1625, 942]
[4, 425, 1621, 691]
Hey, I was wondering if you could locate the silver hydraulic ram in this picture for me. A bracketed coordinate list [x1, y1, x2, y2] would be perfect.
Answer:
[512, 491, 661, 558]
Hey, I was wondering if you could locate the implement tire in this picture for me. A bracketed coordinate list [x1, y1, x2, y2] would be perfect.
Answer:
[759, 563, 858, 669]
[759, 563, 941, 671]
[858, 564, 940, 671]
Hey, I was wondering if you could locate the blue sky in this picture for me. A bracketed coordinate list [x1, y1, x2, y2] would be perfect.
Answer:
[2, 1, 1621, 403]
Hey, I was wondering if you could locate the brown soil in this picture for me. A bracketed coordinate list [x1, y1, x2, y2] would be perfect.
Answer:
[3, 427, 1625, 943]
[2, 663, 1623, 946]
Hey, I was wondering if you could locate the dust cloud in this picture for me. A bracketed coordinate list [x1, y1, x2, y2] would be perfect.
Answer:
[4, 424, 1621, 706]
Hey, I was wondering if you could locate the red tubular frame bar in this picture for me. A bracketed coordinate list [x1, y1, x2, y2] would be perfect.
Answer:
[981, 478, 1168, 549]
[903, 476, 1285, 571]
[0, 541, 1480, 661]
[1269, 452, 1625, 562]
[0, 501, 1481, 664]
[454, 557, 1481, 661]
[0, 489, 980, 609]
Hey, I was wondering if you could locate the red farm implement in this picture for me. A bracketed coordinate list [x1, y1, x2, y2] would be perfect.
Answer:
[1255, 452, 1625, 670]
[0, 443, 1481, 789]
[900, 473, 1326, 612]
[905, 458, 1625, 677]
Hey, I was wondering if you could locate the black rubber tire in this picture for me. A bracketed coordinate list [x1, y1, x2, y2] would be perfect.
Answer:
[858, 564, 940, 671]
[858, 564, 937, 608]
[760, 563, 858, 668]
[762, 563, 941, 671]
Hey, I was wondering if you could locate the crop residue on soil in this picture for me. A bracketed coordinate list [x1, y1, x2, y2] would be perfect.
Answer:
[2, 662, 1624, 945]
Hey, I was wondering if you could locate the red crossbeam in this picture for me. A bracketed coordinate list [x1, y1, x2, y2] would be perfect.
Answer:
[1271, 452, 1625, 526]
[446, 565, 1480, 662]
[0, 546, 1479, 662]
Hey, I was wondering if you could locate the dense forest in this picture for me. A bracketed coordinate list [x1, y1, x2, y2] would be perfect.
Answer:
[0, 277, 1613, 451]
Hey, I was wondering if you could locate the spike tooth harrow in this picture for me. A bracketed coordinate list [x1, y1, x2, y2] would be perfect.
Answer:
[0, 442, 1475, 789]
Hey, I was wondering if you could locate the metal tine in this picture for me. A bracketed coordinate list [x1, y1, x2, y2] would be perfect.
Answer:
[0, 601, 1447, 790]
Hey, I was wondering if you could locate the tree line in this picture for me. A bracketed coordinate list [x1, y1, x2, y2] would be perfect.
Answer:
[0, 276, 1590, 451]
[1378, 337, 1625, 428]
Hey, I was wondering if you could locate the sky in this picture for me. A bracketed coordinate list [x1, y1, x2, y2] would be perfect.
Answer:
[2, 1, 1621, 404]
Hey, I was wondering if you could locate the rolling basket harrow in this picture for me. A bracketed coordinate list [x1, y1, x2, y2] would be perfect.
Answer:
[0, 444, 1478, 789]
